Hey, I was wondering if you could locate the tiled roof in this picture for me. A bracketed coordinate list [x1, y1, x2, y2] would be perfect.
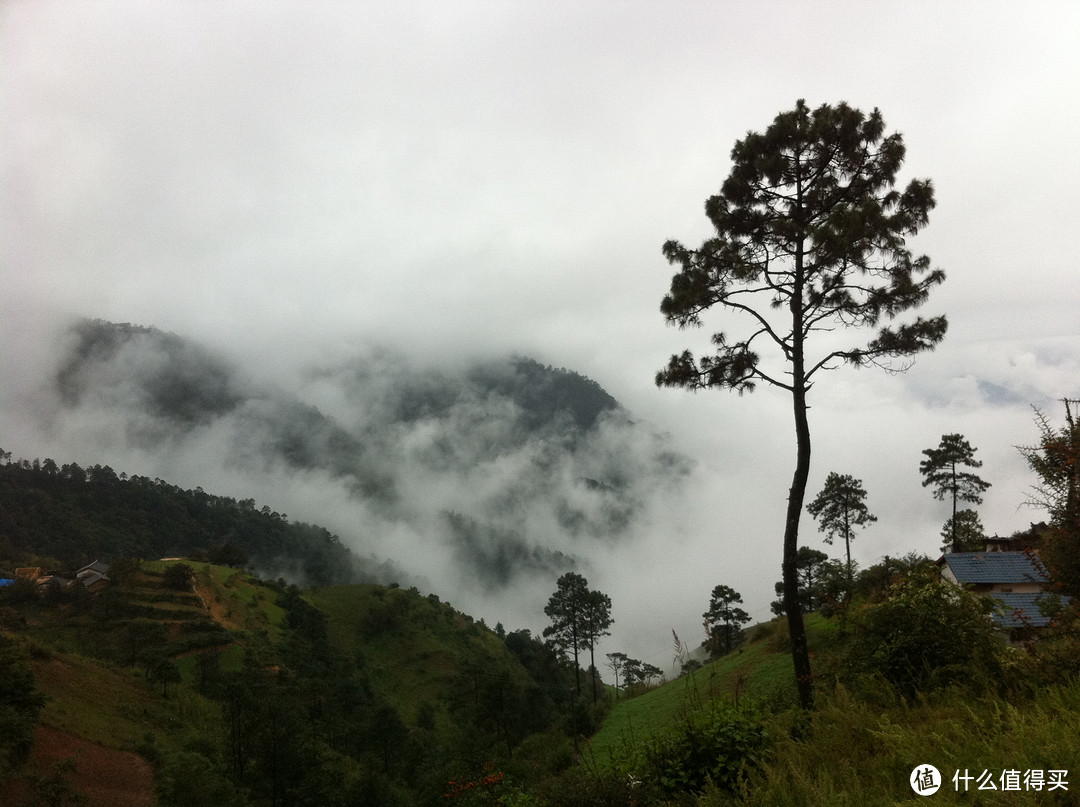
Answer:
[990, 592, 1070, 628]
[942, 552, 1047, 585]
[78, 560, 111, 576]
[78, 571, 107, 588]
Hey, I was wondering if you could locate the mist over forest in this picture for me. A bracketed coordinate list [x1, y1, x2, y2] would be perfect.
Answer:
[10, 318, 696, 636]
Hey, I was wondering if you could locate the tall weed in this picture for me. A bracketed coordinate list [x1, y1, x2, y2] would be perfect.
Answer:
[699, 679, 1080, 806]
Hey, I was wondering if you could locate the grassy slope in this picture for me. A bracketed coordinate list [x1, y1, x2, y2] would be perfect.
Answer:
[144, 560, 286, 636]
[15, 567, 522, 756]
[586, 615, 834, 764]
[29, 644, 205, 750]
[725, 679, 1080, 807]
[583, 613, 1080, 806]
[12, 562, 287, 751]
[307, 584, 521, 724]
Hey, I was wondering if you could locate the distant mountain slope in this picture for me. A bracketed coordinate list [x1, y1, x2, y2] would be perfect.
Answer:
[0, 457, 392, 586]
[29, 319, 690, 590]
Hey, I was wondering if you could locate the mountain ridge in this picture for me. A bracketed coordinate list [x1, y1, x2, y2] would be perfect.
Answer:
[14, 318, 691, 592]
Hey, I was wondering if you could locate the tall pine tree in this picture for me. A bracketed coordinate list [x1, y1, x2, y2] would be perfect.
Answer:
[919, 433, 991, 553]
[658, 100, 947, 709]
[807, 472, 877, 591]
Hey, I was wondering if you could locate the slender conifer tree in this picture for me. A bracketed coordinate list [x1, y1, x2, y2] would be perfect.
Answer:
[658, 100, 947, 709]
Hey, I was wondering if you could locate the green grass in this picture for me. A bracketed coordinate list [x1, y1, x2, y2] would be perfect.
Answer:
[146, 560, 287, 637]
[307, 584, 521, 724]
[586, 615, 834, 765]
[699, 680, 1080, 806]
[26, 641, 219, 755]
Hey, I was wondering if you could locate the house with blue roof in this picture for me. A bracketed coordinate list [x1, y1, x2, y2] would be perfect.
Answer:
[939, 550, 1068, 640]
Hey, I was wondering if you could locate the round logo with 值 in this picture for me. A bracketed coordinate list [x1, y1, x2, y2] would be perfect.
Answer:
[910, 764, 942, 796]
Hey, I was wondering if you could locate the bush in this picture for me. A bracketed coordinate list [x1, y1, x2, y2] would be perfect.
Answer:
[162, 563, 195, 591]
[1026, 599, 1080, 685]
[534, 767, 645, 807]
[0, 636, 45, 779]
[626, 700, 768, 797]
[832, 568, 1017, 698]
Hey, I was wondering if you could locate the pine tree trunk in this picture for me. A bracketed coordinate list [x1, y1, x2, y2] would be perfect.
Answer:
[951, 461, 960, 553]
[783, 383, 815, 711]
[589, 644, 597, 704]
[783, 213, 814, 712]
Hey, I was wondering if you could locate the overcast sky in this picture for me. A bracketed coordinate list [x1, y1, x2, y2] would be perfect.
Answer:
[3, 2, 1079, 667]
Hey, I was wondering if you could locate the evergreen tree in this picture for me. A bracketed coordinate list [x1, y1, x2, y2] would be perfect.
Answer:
[580, 588, 613, 704]
[657, 100, 947, 708]
[920, 434, 991, 552]
[703, 584, 751, 657]
[542, 572, 589, 700]
[939, 509, 986, 553]
[605, 652, 628, 698]
[807, 472, 877, 592]
[769, 547, 835, 616]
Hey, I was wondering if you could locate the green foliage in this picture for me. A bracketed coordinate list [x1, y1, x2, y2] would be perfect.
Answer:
[697, 681, 1080, 807]
[29, 757, 88, 807]
[657, 99, 947, 394]
[920, 433, 992, 552]
[851, 551, 934, 601]
[56, 319, 240, 424]
[1024, 600, 1080, 685]
[587, 620, 829, 764]
[807, 473, 876, 545]
[939, 508, 986, 553]
[623, 700, 767, 797]
[1020, 400, 1080, 594]
[657, 100, 947, 711]
[770, 547, 838, 616]
[162, 562, 195, 590]
[0, 455, 359, 586]
[470, 357, 620, 432]
[156, 750, 246, 807]
[534, 766, 640, 807]
[806, 473, 876, 591]
[444, 512, 575, 588]
[0, 635, 46, 779]
[831, 567, 1016, 698]
[544, 572, 613, 702]
[703, 585, 751, 658]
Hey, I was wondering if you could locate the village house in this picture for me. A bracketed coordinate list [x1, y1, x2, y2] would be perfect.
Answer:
[75, 560, 111, 593]
[938, 548, 1068, 643]
[10, 561, 112, 595]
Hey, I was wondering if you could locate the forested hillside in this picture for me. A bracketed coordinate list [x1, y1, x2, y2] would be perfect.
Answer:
[0, 455, 378, 586]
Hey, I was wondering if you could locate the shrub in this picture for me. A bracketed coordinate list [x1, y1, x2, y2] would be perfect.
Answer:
[627, 700, 768, 797]
[0, 636, 45, 779]
[833, 567, 1016, 698]
[162, 563, 195, 591]
[534, 767, 646, 807]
